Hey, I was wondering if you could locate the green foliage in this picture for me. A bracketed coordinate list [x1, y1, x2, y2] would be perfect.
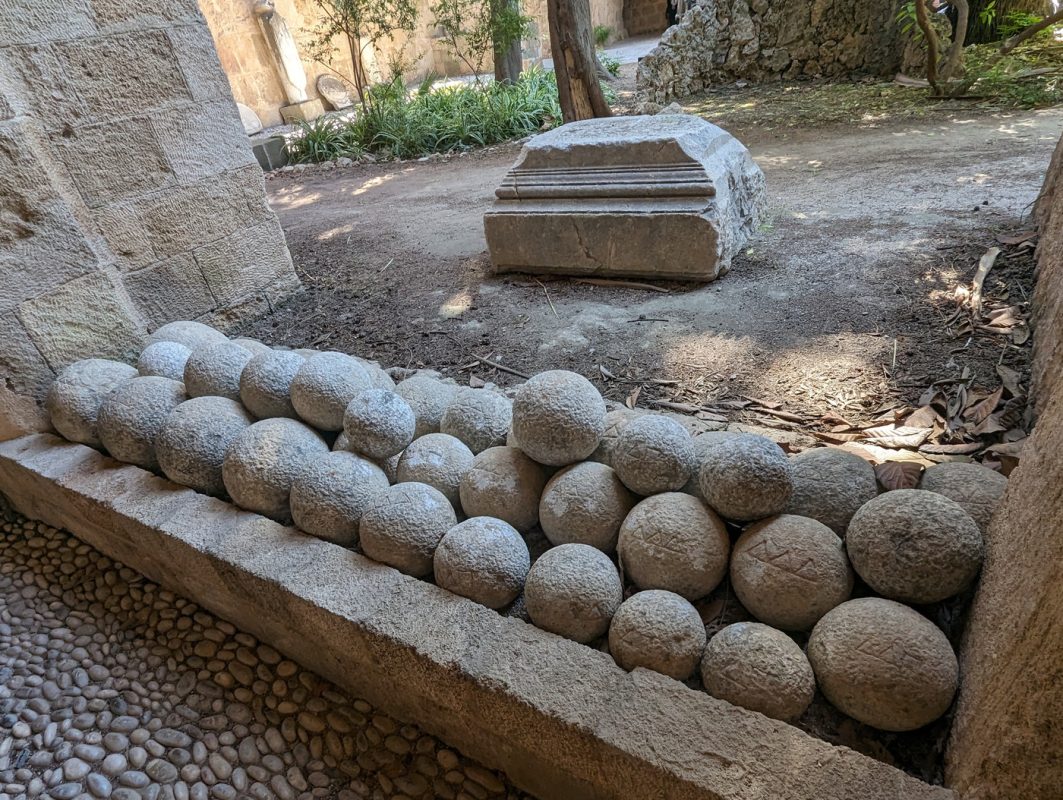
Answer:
[285, 117, 366, 163]
[896, 1, 996, 35]
[998, 10, 1045, 38]
[593, 24, 612, 47]
[964, 39, 1063, 105]
[599, 52, 621, 77]
[431, 0, 532, 79]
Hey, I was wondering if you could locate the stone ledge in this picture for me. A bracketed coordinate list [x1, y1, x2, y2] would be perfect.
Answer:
[0, 434, 954, 800]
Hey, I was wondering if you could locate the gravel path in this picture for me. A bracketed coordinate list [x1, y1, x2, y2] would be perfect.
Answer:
[0, 511, 532, 800]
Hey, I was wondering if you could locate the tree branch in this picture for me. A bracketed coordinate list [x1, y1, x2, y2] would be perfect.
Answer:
[1001, 7, 1063, 54]
[915, 0, 942, 92]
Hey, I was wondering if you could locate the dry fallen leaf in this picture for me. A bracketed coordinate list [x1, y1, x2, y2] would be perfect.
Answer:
[469, 375, 486, 388]
[996, 365, 1023, 397]
[996, 230, 1037, 245]
[625, 384, 642, 410]
[919, 442, 981, 455]
[874, 461, 924, 491]
[864, 425, 933, 449]
[905, 405, 940, 429]
[964, 385, 1004, 425]
[599, 364, 616, 381]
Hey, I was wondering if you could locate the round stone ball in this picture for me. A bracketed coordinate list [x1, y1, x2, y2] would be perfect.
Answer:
[97, 376, 186, 470]
[846, 489, 983, 604]
[146, 321, 227, 351]
[459, 446, 547, 532]
[919, 462, 1008, 534]
[783, 448, 879, 536]
[524, 543, 623, 643]
[608, 590, 707, 680]
[358, 358, 396, 391]
[360, 482, 457, 576]
[730, 514, 854, 631]
[617, 493, 730, 601]
[539, 462, 634, 553]
[511, 370, 606, 466]
[808, 598, 959, 731]
[231, 337, 272, 355]
[395, 433, 474, 508]
[588, 408, 644, 467]
[434, 517, 531, 609]
[239, 350, 306, 420]
[697, 433, 794, 522]
[682, 431, 742, 500]
[342, 388, 416, 460]
[156, 397, 254, 496]
[183, 341, 254, 401]
[377, 452, 401, 483]
[396, 375, 459, 438]
[46, 359, 138, 447]
[700, 622, 815, 722]
[440, 389, 513, 454]
[613, 414, 695, 496]
[222, 418, 330, 523]
[290, 451, 389, 545]
[291, 352, 374, 431]
[136, 341, 192, 381]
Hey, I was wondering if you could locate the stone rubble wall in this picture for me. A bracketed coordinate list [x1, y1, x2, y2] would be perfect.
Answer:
[0, 0, 300, 441]
[635, 0, 907, 105]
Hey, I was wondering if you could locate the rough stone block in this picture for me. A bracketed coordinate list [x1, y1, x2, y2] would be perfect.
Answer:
[194, 219, 297, 306]
[150, 99, 256, 182]
[167, 24, 233, 103]
[484, 115, 766, 281]
[280, 99, 325, 124]
[0, 0, 98, 46]
[123, 254, 217, 327]
[0, 314, 53, 440]
[89, 0, 204, 34]
[94, 201, 157, 270]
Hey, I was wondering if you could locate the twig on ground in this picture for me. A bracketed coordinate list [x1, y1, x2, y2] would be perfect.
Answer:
[470, 354, 531, 380]
[573, 278, 671, 293]
[535, 279, 559, 318]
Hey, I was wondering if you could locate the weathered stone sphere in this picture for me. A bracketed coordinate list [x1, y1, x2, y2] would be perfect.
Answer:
[539, 462, 634, 553]
[613, 414, 695, 495]
[846, 489, 983, 604]
[291, 352, 374, 431]
[359, 482, 457, 576]
[97, 376, 186, 470]
[459, 446, 547, 532]
[730, 514, 854, 631]
[395, 375, 459, 438]
[588, 408, 644, 467]
[700, 622, 815, 722]
[808, 598, 959, 731]
[919, 462, 1008, 534]
[239, 350, 306, 420]
[358, 358, 396, 391]
[136, 341, 192, 381]
[290, 451, 389, 545]
[146, 321, 227, 351]
[434, 517, 531, 609]
[231, 337, 272, 355]
[183, 341, 254, 401]
[222, 418, 329, 522]
[46, 359, 138, 447]
[682, 431, 742, 500]
[524, 543, 623, 643]
[698, 433, 794, 521]
[511, 370, 606, 466]
[377, 452, 401, 483]
[783, 448, 879, 535]
[440, 389, 513, 454]
[395, 433, 474, 508]
[617, 493, 730, 601]
[156, 397, 254, 496]
[342, 388, 416, 460]
[608, 590, 707, 680]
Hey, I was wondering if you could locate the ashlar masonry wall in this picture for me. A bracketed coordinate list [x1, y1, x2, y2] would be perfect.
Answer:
[0, 0, 300, 441]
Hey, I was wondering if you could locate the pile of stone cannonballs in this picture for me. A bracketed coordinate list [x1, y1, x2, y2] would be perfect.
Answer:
[46, 321, 1010, 734]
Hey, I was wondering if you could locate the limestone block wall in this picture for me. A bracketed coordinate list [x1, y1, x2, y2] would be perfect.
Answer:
[625, 0, 669, 37]
[635, 0, 905, 104]
[0, 0, 299, 441]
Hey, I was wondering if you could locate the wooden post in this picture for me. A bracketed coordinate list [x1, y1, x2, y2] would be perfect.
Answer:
[547, 0, 612, 123]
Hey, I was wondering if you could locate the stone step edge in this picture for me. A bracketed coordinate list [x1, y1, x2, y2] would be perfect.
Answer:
[0, 434, 953, 800]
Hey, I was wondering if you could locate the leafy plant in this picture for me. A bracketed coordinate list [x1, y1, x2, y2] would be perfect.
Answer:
[285, 117, 366, 163]
[593, 24, 612, 47]
[431, 0, 533, 82]
[599, 52, 621, 77]
[998, 9, 1045, 37]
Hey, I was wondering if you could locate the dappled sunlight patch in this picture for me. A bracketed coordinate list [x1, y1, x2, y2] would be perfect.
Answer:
[439, 288, 474, 319]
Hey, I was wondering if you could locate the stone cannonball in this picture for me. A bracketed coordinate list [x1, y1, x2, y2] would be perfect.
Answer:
[359, 482, 457, 576]
[290, 451, 390, 546]
[239, 350, 306, 420]
[608, 590, 707, 680]
[524, 543, 623, 643]
[511, 370, 606, 466]
[700, 622, 815, 722]
[808, 598, 959, 732]
[919, 462, 1008, 534]
[183, 341, 254, 401]
[291, 352, 374, 431]
[231, 337, 272, 356]
[342, 388, 416, 460]
[730, 514, 854, 631]
[617, 493, 730, 601]
[682, 431, 742, 500]
[440, 389, 513, 454]
[395, 375, 459, 438]
[458, 446, 548, 532]
[97, 376, 186, 471]
[783, 447, 879, 536]
[588, 408, 645, 468]
[538, 462, 634, 553]
[697, 433, 794, 522]
[146, 321, 227, 351]
[846, 489, 983, 604]
[395, 433, 474, 509]
[156, 397, 254, 496]
[613, 414, 696, 496]
[136, 341, 192, 381]
[358, 358, 396, 391]
[434, 517, 531, 609]
[46, 359, 138, 447]
[222, 418, 330, 523]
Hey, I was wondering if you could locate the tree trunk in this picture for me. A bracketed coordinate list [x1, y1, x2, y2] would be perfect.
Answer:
[547, 0, 612, 123]
[493, 0, 524, 87]
[963, 0, 1051, 43]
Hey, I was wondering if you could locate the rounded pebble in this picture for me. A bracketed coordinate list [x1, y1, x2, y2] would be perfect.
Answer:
[697, 433, 794, 521]
[395, 376, 459, 438]
[919, 461, 1008, 534]
[146, 321, 227, 351]
[783, 447, 879, 535]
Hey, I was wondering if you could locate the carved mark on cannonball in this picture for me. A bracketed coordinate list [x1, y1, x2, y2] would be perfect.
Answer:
[854, 637, 920, 670]
[638, 527, 688, 557]
[744, 538, 817, 583]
